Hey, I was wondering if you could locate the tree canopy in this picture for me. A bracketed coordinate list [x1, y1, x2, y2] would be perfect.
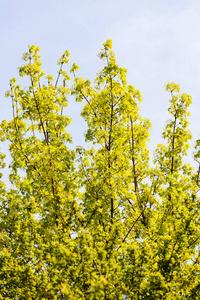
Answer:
[0, 40, 200, 299]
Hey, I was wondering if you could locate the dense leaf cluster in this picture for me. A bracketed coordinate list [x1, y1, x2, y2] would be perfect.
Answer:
[0, 40, 200, 299]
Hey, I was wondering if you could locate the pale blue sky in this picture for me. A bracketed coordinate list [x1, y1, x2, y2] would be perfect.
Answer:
[1, 0, 200, 171]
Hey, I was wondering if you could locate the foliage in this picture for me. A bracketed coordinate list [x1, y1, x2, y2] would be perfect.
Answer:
[0, 40, 200, 299]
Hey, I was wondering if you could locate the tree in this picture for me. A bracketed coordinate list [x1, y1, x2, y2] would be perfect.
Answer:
[0, 40, 200, 299]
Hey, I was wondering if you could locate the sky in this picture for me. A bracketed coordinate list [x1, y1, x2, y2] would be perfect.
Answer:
[1, 0, 200, 179]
